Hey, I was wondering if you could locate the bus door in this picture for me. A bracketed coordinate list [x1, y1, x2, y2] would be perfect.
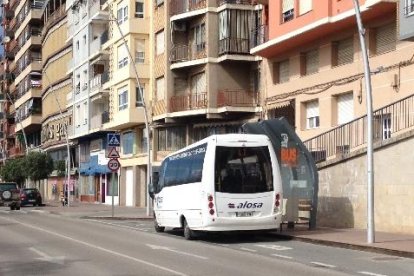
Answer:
[242, 118, 319, 229]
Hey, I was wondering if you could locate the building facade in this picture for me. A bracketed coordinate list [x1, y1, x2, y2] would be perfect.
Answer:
[42, 0, 76, 201]
[66, 0, 113, 203]
[150, 0, 263, 166]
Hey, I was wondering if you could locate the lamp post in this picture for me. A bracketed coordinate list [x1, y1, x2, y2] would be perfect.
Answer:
[353, 0, 375, 244]
[110, 15, 152, 216]
[42, 72, 71, 207]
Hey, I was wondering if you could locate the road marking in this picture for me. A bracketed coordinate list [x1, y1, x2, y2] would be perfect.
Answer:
[146, 244, 208, 260]
[240, 247, 257, 252]
[310, 261, 336, 268]
[359, 272, 388, 276]
[255, 244, 292, 251]
[1, 217, 188, 276]
[271, 254, 293, 260]
[29, 247, 65, 265]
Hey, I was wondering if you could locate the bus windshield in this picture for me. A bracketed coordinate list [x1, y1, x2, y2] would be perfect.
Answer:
[215, 146, 273, 194]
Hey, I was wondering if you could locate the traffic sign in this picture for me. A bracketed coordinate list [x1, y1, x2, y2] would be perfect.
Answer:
[107, 146, 120, 158]
[107, 133, 121, 147]
[108, 158, 120, 172]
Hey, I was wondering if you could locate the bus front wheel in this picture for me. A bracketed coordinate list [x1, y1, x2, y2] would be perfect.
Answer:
[183, 218, 195, 240]
[154, 216, 165, 233]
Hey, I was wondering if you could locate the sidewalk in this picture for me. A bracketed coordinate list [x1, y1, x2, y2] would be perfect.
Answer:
[39, 201, 414, 258]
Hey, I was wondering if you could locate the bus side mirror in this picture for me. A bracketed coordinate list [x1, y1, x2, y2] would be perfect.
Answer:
[149, 172, 160, 199]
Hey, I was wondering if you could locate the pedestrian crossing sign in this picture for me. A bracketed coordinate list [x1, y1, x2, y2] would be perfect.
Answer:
[107, 133, 121, 146]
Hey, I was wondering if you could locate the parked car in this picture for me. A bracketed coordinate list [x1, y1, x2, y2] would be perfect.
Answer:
[0, 182, 21, 210]
[20, 188, 42, 207]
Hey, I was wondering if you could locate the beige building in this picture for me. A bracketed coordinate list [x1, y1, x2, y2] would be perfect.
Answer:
[150, 0, 262, 165]
[41, 0, 74, 201]
[101, 0, 151, 207]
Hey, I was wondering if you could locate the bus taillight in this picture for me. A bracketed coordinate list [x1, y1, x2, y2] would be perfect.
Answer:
[274, 193, 281, 212]
[208, 194, 215, 216]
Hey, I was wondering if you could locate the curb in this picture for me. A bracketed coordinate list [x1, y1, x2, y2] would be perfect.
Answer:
[81, 216, 154, 221]
[273, 233, 414, 259]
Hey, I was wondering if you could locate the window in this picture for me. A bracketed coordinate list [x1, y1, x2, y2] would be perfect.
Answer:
[157, 126, 186, 152]
[135, 1, 144, 18]
[337, 93, 353, 125]
[156, 77, 165, 101]
[76, 105, 81, 127]
[136, 86, 144, 107]
[306, 100, 319, 129]
[404, 0, 414, 16]
[118, 86, 128, 110]
[117, 3, 128, 24]
[218, 10, 250, 54]
[282, 0, 294, 22]
[117, 44, 129, 69]
[193, 23, 206, 52]
[122, 131, 135, 154]
[333, 37, 354, 67]
[190, 72, 206, 95]
[373, 23, 396, 55]
[156, 30, 165, 55]
[76, 40, 79, 50]
[299, 0, 312, 15]
[83, 102, 88, 125]
[135, 39, 145, 63]
[83, 35, 86, 45]
[301, 49, 319, 76]
[273, 59, 289, 84]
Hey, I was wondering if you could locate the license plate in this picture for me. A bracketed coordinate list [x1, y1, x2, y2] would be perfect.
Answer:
[236, 212, 253, 217]
[29, 199, 35, 202]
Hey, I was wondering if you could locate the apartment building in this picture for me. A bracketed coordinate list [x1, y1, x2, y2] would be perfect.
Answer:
[66, 0, 113, 203]
[252, 0, 414, 144]
[0, 0, 44, 164]
[100, 0, 150, 207]
[41, 0, 75, 201]
[151, 0, 262, 165]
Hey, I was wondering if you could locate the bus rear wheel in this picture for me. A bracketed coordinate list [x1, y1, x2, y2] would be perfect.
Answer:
[183, 219, 195, 240]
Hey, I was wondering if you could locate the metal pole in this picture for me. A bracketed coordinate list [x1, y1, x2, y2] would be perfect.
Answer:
[5, 92, 29, 153]
[111, 172, 115, 217]
[112, 16, 152, 216]
[43, 72, 71, 207]
[353, 0, 375, 243]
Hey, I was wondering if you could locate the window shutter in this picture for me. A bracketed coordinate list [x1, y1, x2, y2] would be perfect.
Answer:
[337, 93, 354, 125]
[337, 37, 353, 66]
[305, 49, 318, 75]
[375, 23, 396, 55]
[278, 59, 289, 83]
[306, 100, 319, 118]
[156, 77, 165, 101]
[282, 0, 294, 12]
[299, 0, 312, 15]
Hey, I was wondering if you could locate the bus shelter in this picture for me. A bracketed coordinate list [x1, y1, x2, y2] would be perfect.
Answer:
[243, 118, 318, 229]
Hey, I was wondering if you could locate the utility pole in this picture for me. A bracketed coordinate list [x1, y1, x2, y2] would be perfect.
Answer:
[353, 0, 375, 244]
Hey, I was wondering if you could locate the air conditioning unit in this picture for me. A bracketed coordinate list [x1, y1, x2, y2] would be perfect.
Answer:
[173, 22, 186, 32]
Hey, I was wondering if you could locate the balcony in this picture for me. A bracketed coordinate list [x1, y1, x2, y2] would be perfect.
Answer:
[15, 5, 43, 39]
[170, 92, 207, 112]
[170, 0, 207, 16]
[15, 112, 42, 132]
[89, 32, 109, 59]
[103, 107, 146, 131]
[89, 73, 109, 94]
[15, 58, 42, 85]
[90, 111, 109, 130]
[217, 0, 254, 5]
[15, 29, 42, 62]
[218, 38, 250, 55]
[8, 146, 24, 158]
[216, 89, 258, 108]
[42, 5, 66, 37]
[89, 0, 109, 21]
[170, 43, 207, 65]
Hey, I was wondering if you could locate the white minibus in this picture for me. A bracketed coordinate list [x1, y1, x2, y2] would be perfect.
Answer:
[151, 133, 283, 239]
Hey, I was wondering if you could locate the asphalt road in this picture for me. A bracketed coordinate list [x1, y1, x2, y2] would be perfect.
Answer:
[1, 208, 414, 276]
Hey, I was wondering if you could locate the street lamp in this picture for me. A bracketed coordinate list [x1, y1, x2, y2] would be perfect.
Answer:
[42, 71, 72, 207]
[109, 15, 152, 216]
[353, 0, 375, 244]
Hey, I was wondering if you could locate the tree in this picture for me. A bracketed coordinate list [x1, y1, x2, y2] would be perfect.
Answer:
[25, 151, 54, 182]
[0, 158, 27, 187]
[55, 160, 67, 177]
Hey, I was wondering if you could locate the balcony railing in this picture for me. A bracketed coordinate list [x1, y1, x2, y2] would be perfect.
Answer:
[304, 94, 414, 163]
[89, 72, 109, 92]
[218, 38, 250, 55]
[42, 5, 66, 37]
[170, 92, 207, 112]
[217, 89, 259, 107]
[217, 0, 253, 5]
[170, 0, 207, 16]
[102, 111, 110, 124]
[170, 43, 207, 63]
[8, 147, 24, 158]
[89, 0, 108, 17]
[250, 24, 268, 48]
